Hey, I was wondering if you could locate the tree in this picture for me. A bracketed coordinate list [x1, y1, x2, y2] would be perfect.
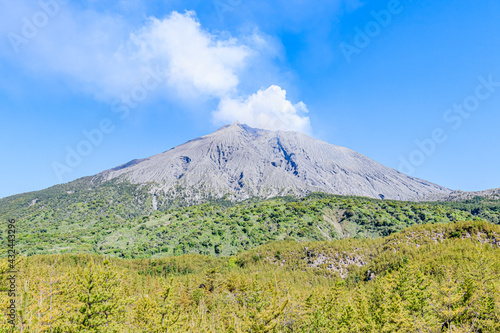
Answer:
[63, 259, 126, 332]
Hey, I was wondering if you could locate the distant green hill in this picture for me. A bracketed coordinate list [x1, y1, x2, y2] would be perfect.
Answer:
[1, 180, 499, 258]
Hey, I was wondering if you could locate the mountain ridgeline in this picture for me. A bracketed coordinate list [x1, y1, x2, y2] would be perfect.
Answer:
[95, 122, 451, 204]
[1, 122, 499, 258]
[5, 122, 495, 220]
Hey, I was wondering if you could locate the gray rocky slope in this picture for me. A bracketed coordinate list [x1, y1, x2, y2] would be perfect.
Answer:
[94, 122, 451, 203]
[442, 188, 500, 201]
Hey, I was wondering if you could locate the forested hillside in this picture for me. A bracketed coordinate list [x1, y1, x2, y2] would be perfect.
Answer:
[1, 188, 499, 258]
[2, 183, 500, 331]
[1, 221, 499, 332]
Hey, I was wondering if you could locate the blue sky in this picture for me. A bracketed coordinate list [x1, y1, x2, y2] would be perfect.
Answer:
[1, 0, 500, 198]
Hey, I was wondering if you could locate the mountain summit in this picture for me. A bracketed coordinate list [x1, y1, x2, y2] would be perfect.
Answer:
[95, 122, 450, 202]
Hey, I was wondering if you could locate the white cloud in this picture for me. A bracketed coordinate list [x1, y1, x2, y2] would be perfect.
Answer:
[128, 11, 250, 99]
[0, 3, 313, 133]
[213, 85, 311, 133]
[0, 6, 250, 101]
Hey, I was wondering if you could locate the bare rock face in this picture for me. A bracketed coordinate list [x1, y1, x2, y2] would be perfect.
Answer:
[441, 188, 500, 201]
[95, 122, 451, 203]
